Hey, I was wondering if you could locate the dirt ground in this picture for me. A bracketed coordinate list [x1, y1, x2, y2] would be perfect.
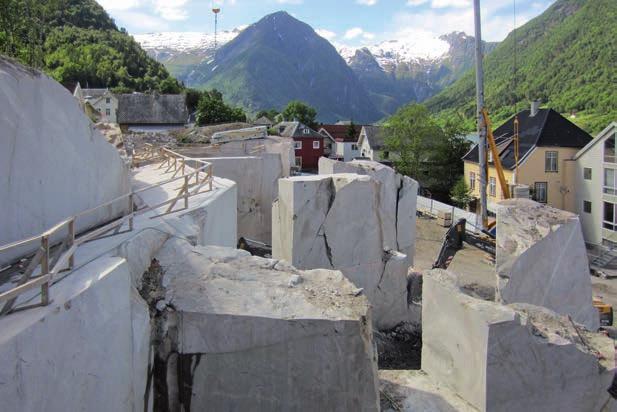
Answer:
[414, 214, 617, 311]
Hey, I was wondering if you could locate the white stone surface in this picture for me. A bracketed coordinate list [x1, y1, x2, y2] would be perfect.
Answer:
[319, 158, 418, 266]
[422, 269, 615, 412]
[273, 174, 412, 330]
[207, 155, 285, 243]
[0, 58, 130, 265]
[155, 239, 380, 411]
[496, 198, 599, 331]
[0, 258, 149, 412]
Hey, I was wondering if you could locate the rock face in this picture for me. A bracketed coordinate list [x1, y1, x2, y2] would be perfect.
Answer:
[496, 198, 599, 331]
[272, 174, 412, 330]
[0, 58, 130, 264]
[319, 158, 418, 266]
[422, 269, 615, 412]
[154, 239, 380, 411]
[206, 155, 285, 243]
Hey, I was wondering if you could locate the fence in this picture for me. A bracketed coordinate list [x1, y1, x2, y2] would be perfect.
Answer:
[0, 145, 213, 316]
[417, 196, 482, 233]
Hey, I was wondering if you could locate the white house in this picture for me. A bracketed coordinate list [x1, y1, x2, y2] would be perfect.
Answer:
[358, 125, 389, 162]
[83, 88, 118, 123]
[318, 124, 362, 162]
[573, 122, 617, 246]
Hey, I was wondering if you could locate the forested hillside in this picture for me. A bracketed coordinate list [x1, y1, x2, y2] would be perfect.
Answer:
[427, 0, 617, 134]
[0, 0, 180, 92]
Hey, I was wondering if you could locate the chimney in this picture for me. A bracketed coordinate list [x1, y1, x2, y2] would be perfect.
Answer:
[530, 100, 541, 117]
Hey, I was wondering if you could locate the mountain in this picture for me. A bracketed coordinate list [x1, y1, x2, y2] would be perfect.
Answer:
[184, 11, 381, 123]
[342, 32, 498, 117]
[133, 30, 241, 78]
[0, 0, 179, 93]
[427, 0, 617, 134]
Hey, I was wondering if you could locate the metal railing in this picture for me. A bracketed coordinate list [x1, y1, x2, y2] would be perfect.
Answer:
[0, 144, 213, 315]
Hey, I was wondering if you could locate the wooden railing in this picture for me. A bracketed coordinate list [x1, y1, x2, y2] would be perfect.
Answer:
[0, 145, 213, 315]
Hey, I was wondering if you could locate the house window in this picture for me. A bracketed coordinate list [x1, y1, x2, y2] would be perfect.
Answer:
[605, 135, 616, 163]
[294, 141, 302, 150]
[604, 202, 617, 231]
[604, 168, 617, 195]
[295, 157, 302, 168]
[489, 177, 496, 197]
[313, 140, 320, 149]
[106, 97, 111, 104]
[351, 144, 358, 151]
[303, 129, 310, 135]
[469, 172, 476, 191]
[488, 150, 493, 163]
[584, 168, 592, 180]
[534, 182, 548, 203]
[105, 108, 111, 116]
[545, 151, 558, 172]
[583, 201, 592, 214]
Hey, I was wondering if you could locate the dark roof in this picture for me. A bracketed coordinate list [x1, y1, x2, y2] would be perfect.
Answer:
[62, 82, 80, 95]
[463, 109, 592, 169]
[275, 121, 322, 139]
[83, 88, 111, 100]
[319, 124, 363, 143]
[117, 93, 188, 125]
[362, 125, 385, 150]
[254, 116, 273, 126]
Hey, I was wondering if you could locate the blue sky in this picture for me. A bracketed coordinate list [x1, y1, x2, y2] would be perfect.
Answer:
[98, 0, 556, 45]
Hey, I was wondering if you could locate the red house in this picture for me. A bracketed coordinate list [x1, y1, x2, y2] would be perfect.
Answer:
[276, 121, 324, 171]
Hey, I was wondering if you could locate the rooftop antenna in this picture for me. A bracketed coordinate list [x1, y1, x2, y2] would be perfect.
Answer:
[212, 2, 221, 50]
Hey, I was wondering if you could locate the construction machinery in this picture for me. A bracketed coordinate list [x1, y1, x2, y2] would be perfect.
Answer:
[432, 218, 613, 327]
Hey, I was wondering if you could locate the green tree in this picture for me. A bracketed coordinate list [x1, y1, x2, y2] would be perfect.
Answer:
[185, 88, 202, 113]
[158, 76, 182, 94]
[450, 177, 473, 209]
[196, 89, 246, 125]
[346, 121, 358, 140]
[256, 109, 279, 120]
[385, 104, 470, 200]
[282, 101, 317, 127]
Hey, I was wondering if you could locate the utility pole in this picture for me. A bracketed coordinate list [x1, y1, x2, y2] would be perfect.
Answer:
[474, 0, 488, 229]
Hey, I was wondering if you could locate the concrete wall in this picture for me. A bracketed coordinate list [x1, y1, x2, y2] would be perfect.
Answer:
[0, 58, 130, 264]
[207, 155, 284, 243]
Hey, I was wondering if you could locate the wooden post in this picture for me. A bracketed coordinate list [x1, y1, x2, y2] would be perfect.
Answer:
[41, 235, 50, 306]
[184, 176, 189, 209]
[128, 193, 134, 231]
[68, 219, 75, 270]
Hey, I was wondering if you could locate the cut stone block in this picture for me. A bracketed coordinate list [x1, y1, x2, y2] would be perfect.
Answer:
[422, 269, 615, 412]
[273, 174, 412, 330]
[155, 239, 380, 411]
[496, 198, 599, 331]
[319, 158, 418, 266]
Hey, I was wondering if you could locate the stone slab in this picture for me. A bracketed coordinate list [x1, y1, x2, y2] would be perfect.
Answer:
[496, 198, 599, 330]
[155, 239, 380, 411]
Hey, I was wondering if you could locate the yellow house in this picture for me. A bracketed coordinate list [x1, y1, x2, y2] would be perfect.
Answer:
[463, 106, 592, 213]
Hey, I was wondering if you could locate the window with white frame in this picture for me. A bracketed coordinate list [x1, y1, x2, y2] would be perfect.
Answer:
[294, 141, 302, 150]
[313, 140, 320, 149]
[469, 172, 476, 191]
[604, 168, 617, 195]
[545, 151, 558, 172]
[604, 201, 617, 231]
[303, 128, 310, 135]
[351, 144, 358, 151]
[584, 168, 592, 180]
[106, 97, 111, 104]
[295, 156, 302, 168]
[583, 200, 592, 214]
[489, 177, 496, 197]
[105, 108, 111, 116]
[534, 182, 548, 203]
[605, 135, 616, 163]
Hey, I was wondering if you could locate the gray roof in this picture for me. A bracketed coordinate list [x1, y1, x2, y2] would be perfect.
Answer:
[117, 93, 188, 125]
[254, 116, 273, 126]
[82, 88, 110, 100]
[362, 125, 385, 150]
[275, 121, 322, 139]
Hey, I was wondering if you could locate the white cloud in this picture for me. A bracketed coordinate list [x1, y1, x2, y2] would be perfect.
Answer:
[406, 0, 428, 6]
[344, 27, 375, 40]
[430, 0, 470, 8]
[316, 29, 337, 40]
[153, 0, 189, 21]
[357, 0, 378, 5]
[114, 10, 170, 31]
[97, 0, 143, 10]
